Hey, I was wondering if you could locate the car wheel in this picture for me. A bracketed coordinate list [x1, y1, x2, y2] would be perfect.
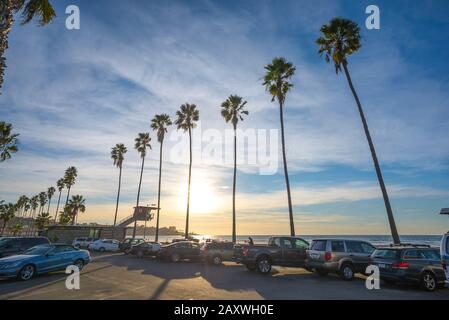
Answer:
[19, 264, 35, 281]
[99, 247, 106, 252]
[256, 256, 272, 274]
[421, 272, 437, 292]
[171, 253, 180, 263]
[74, 259, 84, 270]
[315, 269, 328, 276]
[339, 263, 354, 281]
[212, 255, 222, 265]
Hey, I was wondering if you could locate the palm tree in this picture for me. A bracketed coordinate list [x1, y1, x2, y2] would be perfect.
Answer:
[220, 95, 249, 243]
[63, 166, 78, 208]
[133, 133, 151, 237]
[316, 18, 400, 244]
[0, 0, 56, 92]
[151, 114, 172, 242]
[66, 195, 86, 225]
[38, 191, 47, 215]
[111, 143, 127, 228]
[46, 186, 55, 214]
[35, 211, 51, 231]
[263, 57, 296, 236]
[0, 202, 15, 235]
[175, 103, 200, 239]
[0, 121, 19, 162]
[9, 222, 23, 236]
[54, 178, 64, 222]
[17, 195, 28, 217]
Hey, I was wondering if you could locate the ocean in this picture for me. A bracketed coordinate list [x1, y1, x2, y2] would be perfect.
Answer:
[140, 234, 445, 248]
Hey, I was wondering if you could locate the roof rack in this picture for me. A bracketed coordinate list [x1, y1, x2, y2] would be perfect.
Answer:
[389, 243, 431, 248]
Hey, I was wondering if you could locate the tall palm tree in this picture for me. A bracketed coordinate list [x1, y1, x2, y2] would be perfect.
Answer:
[175, 103, 199, 239]
[0, 121, 19, 162]
[316, 18, 400, 244]
[111, 143, 127, 228]
[54, 178, 64, 222]
[133, 133, 151, 238]
[66, 195, 86, 225]
[151, 114, 172, 242]
[35, 211, 51, 231]
[0, 0, 56, 92]
[220, 95, 249, 243]
[0, 202, 15, 235]
[263, 57, 296, 236]
[38, 191, 47, 215]
[17, 195, 28, 217]
[63, 166, 78, 208]
[46, 186, 55, 214]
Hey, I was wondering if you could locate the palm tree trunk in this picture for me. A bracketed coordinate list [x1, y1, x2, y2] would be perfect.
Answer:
[342, 62, 400, 244]
[0, 0, 16, 93]
[133, 156, 145, 238]
[279, 100, 295, 236]
[155, 140, 164, 242]
[47, 197, 51, 214]
[232, 129, 237, 243]
[113, 165, 123, 227]
[54, 190, 62, 223]
[185, 127, 192, 239]
[65, 186, 72, 207]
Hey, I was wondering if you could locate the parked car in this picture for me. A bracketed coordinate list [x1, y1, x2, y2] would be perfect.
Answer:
[88, 239, 120, 252]
[0, 237, 50, 258]
[306, 238, 376, 280]
[129, 241, 162, 257]
[0, 244, 91, 281]
[442, 232, 449, 284]
[370, 244, 446, 291]
[234, 236, 309, 274]
[72, 237, 98, 249]
[119, 238, 146, 254]
[158, 241, 201, 262]
[201, 241, 235, 265]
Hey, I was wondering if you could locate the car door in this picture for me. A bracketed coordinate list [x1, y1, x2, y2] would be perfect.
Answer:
[40, 247, 65, 272]
[189, 243, 201, 260]
[403, 249, 426, 282]
[345, 241, 371, 272]
[442, 234, 449, 282]
[421, 249, 446, 280]
[284, 238, 308, 267]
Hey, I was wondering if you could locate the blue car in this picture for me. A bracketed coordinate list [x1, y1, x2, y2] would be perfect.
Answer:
[0, 244, 91, 281]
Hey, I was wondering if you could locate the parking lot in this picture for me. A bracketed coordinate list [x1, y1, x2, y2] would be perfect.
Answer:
[0, 252, 448, 300]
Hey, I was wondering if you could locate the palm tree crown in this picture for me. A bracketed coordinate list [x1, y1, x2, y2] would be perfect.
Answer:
[263, 57, 296, 105]
[151, 114, 172, 143]
[175, 103, 199, 132]
[134, 133, 152, 158]
[0, 121, 19, 162]
[47, 186, 55, 200]
[67, 195, 86, 224]
[316, 18, 361, 74]
[111, 143, 127, 168]
[56, 178, 65, 192]
[221, 95, 248, 130]
[64, 166, 78, 188]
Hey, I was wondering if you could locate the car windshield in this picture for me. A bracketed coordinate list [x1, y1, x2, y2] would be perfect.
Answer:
[23, 245, 51, 255]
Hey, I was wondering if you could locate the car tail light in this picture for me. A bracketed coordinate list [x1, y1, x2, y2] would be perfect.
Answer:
[324, 252, 332, 261]
[392, 261, 410, 269]
[242, 248, 249, 256]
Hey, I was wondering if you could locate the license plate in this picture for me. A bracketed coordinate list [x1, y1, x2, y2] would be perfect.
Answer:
[310, 253, 320, 260]
[378, 263, 388, 269]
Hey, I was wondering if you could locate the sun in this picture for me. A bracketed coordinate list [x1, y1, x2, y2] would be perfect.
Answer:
[177, 179, 222, 214]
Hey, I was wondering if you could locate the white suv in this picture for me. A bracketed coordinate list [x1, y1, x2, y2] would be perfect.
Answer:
[88, 239, 120, 252]
[72, 237, 98, 249]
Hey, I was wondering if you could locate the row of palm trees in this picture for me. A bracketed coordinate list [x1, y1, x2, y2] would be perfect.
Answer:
[0, 166, 87, 236]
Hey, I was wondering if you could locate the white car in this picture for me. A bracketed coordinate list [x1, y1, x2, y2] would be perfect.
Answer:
[88, 239, 120, 252]
[441, 232, 449, 284]
[72, 237, 98, 249]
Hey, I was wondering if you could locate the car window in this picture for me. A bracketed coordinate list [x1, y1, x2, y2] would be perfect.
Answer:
[446, 237, 449, 255]
[282, 239, 293, 249]
[404, 250, 421, 259]
[269, 238, 281, 247]
[23, 245, 51, 255]
[360, 242, 375, 254]
[53, 246, 73, 253]
[191, 243, 200, 249]
[420, 250, 440, 260]
[331, 241, 345, 252]
[294, 239, 309, 249]
[372, 249, 399, 259]
[311, 240, 326, 251]
[176, 243, 188, 248]
[0, 238, 11, 248]
[345, 241, 364, 253]
[4, 239, 20, 249]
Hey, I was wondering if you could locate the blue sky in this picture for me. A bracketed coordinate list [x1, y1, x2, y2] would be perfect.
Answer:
[1, 0, 448, 235]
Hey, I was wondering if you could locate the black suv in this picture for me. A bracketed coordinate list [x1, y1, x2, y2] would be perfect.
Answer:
[0, 237, 50, 258]
[370, 244, 446, 291]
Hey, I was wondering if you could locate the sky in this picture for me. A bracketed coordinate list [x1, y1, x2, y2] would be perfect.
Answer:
[1, 0, 449, 236]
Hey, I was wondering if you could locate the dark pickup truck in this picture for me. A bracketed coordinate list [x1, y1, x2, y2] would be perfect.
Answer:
[234, 237, 309, 274]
